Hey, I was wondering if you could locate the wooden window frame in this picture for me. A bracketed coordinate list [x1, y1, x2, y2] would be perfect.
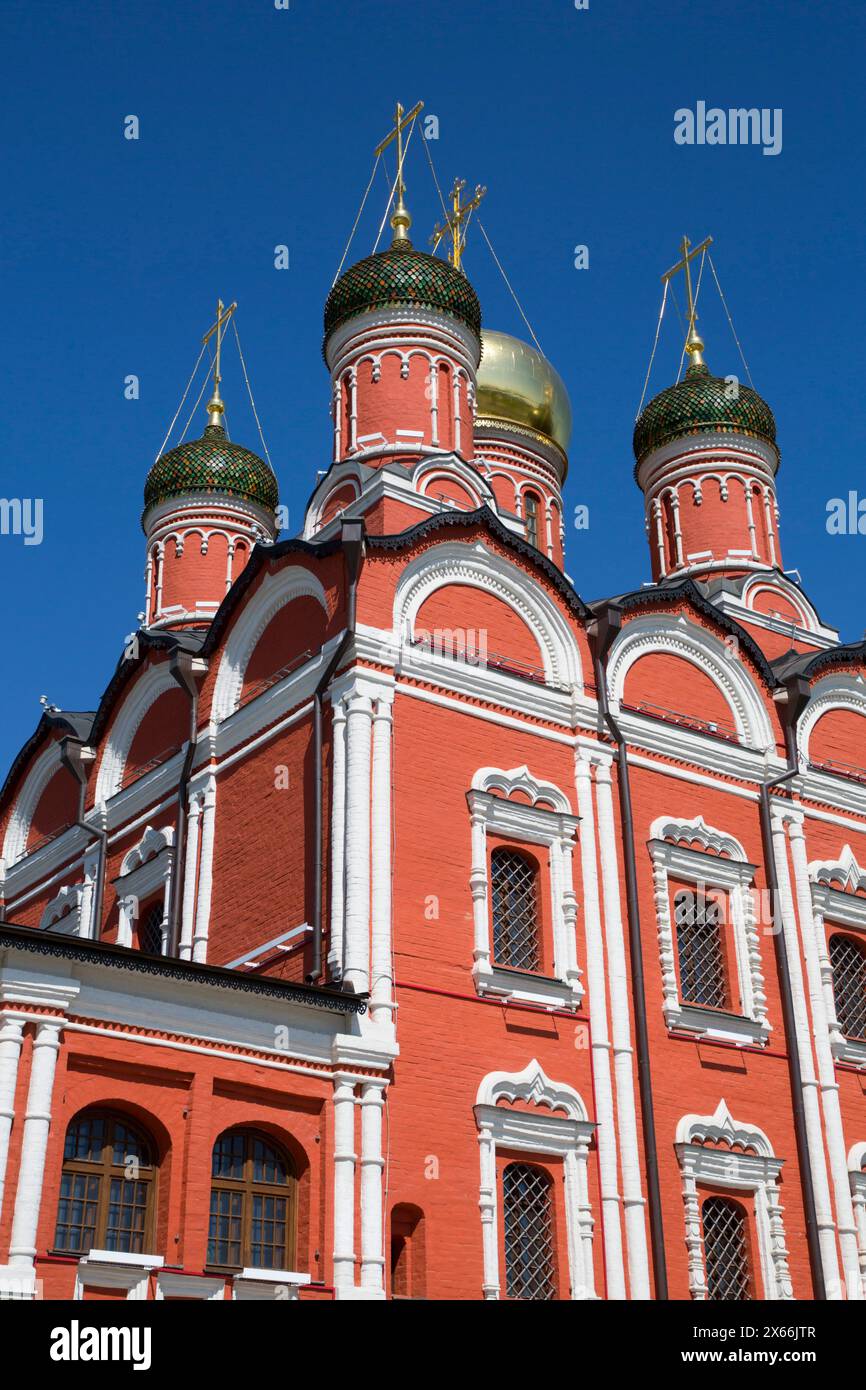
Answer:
[206, 1130, 298, 1274]
[52, 1111, 156, 1257]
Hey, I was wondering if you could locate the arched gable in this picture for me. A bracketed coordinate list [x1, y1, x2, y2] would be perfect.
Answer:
[94, 662, 180, 804]
[3, 741, 67, 866]
[798, 674, 866, 770]
[607, 613, 775, 752]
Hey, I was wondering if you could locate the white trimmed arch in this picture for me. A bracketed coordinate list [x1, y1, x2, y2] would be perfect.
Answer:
[606, 614, 774, 752]
[212, 565, 330, 722]
[3, 741, 65, 866]
[797, 673, 866, 763]
[472, 764, 573, 815]
[392, 540, 583, 691]
[95, 663, 179, 804]
[475, 1059, 588, 1119]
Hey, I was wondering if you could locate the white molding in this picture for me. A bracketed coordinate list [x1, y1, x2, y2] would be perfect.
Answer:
[474, 1061, 596, 1300]
[799, 674, 866, 765]
[155, 1270, 224, 1300]
[2, 742, 65, 868]
[74, 1250, 164, 1301]
[95, 664, 179, 804]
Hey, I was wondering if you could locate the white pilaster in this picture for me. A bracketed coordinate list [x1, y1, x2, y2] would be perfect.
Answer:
[8, 1020, 64, 1268]
[332, 1075, 357, 1291]
[370, 697, 394, 1026]
[179, 790, 202, 961]
[192, 774, 217, 964]
[573, 751, 626, 1299]
[328, 699, 347, 978]
[343, 693, 373, 993]
[477, 1119, 499, 1299]
[359, 1081, 386, 1293]
[593, 756, 652, 1299]
[0, 1016, 25, 1222]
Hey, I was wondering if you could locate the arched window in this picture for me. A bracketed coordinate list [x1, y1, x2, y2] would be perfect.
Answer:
[491, 848, 541, 972]
[524, 492, 540, 549]
[390, 1204, 425, 1299]
[502, 1162, 556, 1300]
[207, 1129, 296, 1271]
[674, 889, 727, 1010]
[702, 1195, 753, 1300]
[830, 933, 866, 1040]
[54, 1111, 156, 1255]
[138, 902, 164, 955]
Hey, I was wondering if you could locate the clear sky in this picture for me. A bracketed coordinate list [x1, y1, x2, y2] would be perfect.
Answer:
[1, 0, 864, 774]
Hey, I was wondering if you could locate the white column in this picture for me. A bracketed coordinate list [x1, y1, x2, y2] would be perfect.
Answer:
[788, 818, 862, 1298]
[469, 803, 491, 980]
[179, 791, 202, 961]
[343, 693, 373, 993]
[594, 757, 652, 1299]
[79, 846, 100, 941]
[332, 1075, 357, 1290]
[155, 542, 165, 619]
[333, 381, 343, 462]
[559, 835, 582, 990]
[348, 369, 358, 453]
[564, 1141, 596, 1299]
[429, 365, 439, 448]
[770, 809, 840, 1295]
[370, 698, 394, 1026]
[763, 488, 779, 566]
[477, 1120, 499, 1299]
[192, 775, 217, 964]
[670, 490, 684, 567]
[328, 700, 347, 979]
[744, 486, 759, 558]
[574, 751, 626, 1299]
[452, 372, 462, 454]
[652, 498, 666, 576]
[359, 1082, 386, 1292]
[8, 1020, 63, 1268]
[117, 894, 136, 948]
[0, 1016, 25, 1222]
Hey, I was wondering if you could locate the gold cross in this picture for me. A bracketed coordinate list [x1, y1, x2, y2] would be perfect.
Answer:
[431, 178, 487, 271]
[375, 100, 424, 242]
[661, 234, 712, 362]
[202, 299, 237, 426]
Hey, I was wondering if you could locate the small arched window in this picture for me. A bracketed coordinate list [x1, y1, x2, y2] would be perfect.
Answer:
[207, 1129, 297, 1271]
[830, 933, 866, 1040]
[702, 1195, 753, 1300]
[524, 492, 540, 549]
[54, 1111, 156, 1255]
[502, 1162, 556, 1300]
[491, 848, 541, 973]
[390, 1204, 425, 1299]
[138, 902, 165, 955]
[674, 889, 727, 1010]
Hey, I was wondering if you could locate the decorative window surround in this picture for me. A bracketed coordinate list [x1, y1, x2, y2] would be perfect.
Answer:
[675, 1101, 793, 1301]
[39, 884, 85, 936]
[474, 1061, 596, 1300]
[74, 1249, 164, 1301]
[467, 767, 582, 1009]
[848, 1143, 866, 1301]
[649, 816, 769, 1044]
[233, 1268, 311, 1301]
[155, 1270, 224, 1300]
[112, 825, 174, 953]
[808, 845, 866, 1067]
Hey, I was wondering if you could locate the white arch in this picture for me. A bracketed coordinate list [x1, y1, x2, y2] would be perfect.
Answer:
[606, 613, 774, 752]
[472, 764, 573, 814]
[676, 1099, 774, 1157]
[798, 673, 866, 763]
[212, 564, 330, 722]
[95, 663, 180, 804]
[392, 540, 583, 691]
[650, 813, 747, 861]
[3, 741, 65, 866]
[475, 1058, 588, 1121]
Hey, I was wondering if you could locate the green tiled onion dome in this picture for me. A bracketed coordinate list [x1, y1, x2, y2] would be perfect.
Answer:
[324, 239, 481, 342]
[144, 424, 278, 514]
[633, 361, 777, 464]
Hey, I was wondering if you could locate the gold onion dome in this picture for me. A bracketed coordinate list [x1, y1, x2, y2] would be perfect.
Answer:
[633, 356, 777, 466]
[475, 329, 572, 458]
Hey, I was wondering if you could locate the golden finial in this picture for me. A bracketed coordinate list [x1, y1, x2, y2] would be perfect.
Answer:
[375, 100, 424, 245]
[202, 299, 237, 427]
[431, 178, 487, 272]
[661, 234, 713, 368]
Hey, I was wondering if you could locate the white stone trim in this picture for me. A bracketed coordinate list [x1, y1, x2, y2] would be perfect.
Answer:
[474, 1060, 596, 1300]
[606, 614, 775, 754]
[211, 566, 330, 722]
[2, 742, 65, 868]
[807, 845, 866, 1067]
[155, 1270, 224, 1300]
[466, 767, 582, 1008]
[848, 1143, 866, 1300]
[675, 1100, 793, 1301]
[39, 884, 85, 935]
[232, 1268, 311, 1300]
[798, 674, 866, 767]
[0, 1014, 25, 1224]
[95, 664, 180, 804]
[74, 1250, 164, 1301]
[648, 820, 769, 1043]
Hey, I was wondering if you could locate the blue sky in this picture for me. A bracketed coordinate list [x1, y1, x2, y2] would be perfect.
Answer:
[1, 0, 864, 773]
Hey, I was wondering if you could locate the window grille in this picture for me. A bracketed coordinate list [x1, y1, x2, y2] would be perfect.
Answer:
[502, 1163, 556, 1300]
[702, 1196, 752, 1300]
[830, 933, 866, 1040]
[138, 903, 165, 955]
[491, 848, 541, 972]
[674, 889, 727, 1010]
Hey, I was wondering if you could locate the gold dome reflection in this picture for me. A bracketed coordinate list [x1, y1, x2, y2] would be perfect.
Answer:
[476, 330, 572, 454]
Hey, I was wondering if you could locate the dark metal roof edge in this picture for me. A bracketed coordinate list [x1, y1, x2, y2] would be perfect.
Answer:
[0, 921, 366, 1016]
[0, 711, 96, 820]
[595, 578, 779, 689]
[799, 639, 866, 680]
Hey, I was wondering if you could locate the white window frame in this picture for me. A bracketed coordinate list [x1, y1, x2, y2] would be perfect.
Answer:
[111, 825, 174, 952]
[649, 815, 769, 1044]
[474, 1060, 596, 1301]
[676, 1101, 793, 1301]
[847, 1142, 866, 1301]
[809, 846, 866, 1067]
[467, 766, 582, 1010]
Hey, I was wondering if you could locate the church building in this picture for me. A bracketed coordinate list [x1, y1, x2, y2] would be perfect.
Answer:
[0, 107, 864, 1303]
